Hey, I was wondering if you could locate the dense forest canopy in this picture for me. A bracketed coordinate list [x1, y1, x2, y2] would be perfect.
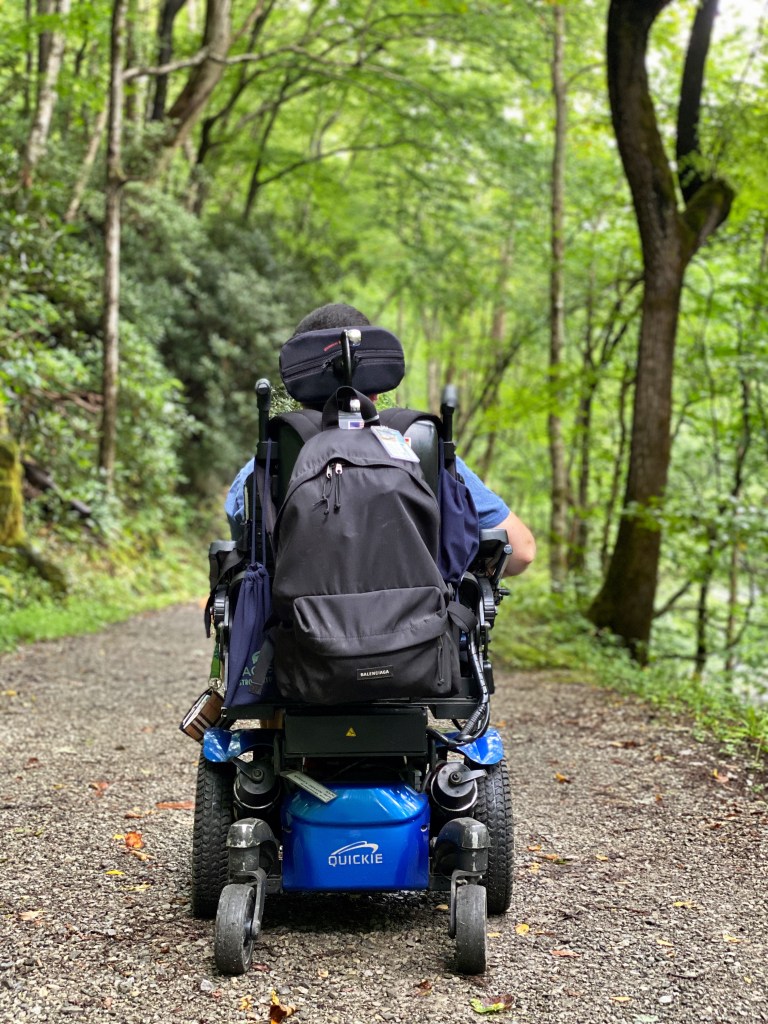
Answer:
[1, 0, 767, 692]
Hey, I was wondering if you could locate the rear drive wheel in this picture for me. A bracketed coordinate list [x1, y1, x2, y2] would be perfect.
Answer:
[214, 883, 256, 975]
[473, 759, 513, 915]
[191, 756, 235, 919]
[454, 884, 487, 975]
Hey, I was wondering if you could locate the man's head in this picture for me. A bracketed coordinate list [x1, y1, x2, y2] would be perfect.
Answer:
[292, 303, 370, 337]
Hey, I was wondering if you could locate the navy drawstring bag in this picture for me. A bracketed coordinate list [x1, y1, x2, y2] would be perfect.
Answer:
[224, 444, 275, 706]
[437, 441, 480, 585]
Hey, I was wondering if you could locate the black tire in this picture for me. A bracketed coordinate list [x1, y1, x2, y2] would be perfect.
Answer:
[214, 883, 256, 975]
[473, 759, 513, 915]
[454, 884, 487, 975]
[191, 756, 235, 919]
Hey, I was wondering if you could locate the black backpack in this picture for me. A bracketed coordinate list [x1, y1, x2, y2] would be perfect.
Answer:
[270, 388, 460, 703]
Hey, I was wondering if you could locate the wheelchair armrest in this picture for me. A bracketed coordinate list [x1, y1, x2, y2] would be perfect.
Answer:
[471, 529, 511, 581]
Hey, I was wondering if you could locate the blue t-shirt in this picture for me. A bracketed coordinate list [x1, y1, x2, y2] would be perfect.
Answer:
[224, 454, 508, 536]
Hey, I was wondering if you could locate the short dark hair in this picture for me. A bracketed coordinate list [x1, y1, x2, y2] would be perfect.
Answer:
[292, 303, 370, 336]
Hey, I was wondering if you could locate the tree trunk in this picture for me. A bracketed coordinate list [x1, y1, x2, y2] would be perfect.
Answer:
[155, 0, 231, 175]
[548, 1, 568, 590]
[150, 0, 188, 121]
[21, 0, 71, 188]
[0, 407, 25, 551]
[99, 0, 127, 490]
[588, 0, 733, 661]
[0, 401, 67, 591]
[65, 104, 108, 223]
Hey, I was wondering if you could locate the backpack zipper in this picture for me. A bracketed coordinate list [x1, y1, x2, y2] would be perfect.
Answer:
[333, 462, 343, 511]
[313, 464, 333, 516]
[313, 462, 344, 516]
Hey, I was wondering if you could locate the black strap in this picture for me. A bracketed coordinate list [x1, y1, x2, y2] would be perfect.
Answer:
[271, 409, 322, 445]
[251, 439, 272, 565]
[448, 601, 478, 635]
[204, 546, 248, 636]
[380, 407, 456, 474]
[379, 407, 441, 437]
[321, 386, 379, 430]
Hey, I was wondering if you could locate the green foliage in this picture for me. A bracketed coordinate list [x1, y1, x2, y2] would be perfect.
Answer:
[0, 0, 765, 748]
[495, 572, 768, 761]
[0, 533, 207, 653]
[119, 187, 317, 494]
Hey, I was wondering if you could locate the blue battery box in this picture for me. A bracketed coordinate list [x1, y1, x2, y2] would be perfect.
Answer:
[281, 781, 430, 891]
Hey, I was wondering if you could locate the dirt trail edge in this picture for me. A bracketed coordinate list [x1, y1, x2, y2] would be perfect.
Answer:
[0, 603, 766, 1024]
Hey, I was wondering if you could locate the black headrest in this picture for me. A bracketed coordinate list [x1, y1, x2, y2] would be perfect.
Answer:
[279, 325, 405, 405]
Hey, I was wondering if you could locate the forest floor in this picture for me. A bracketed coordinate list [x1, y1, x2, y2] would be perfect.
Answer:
[0, 603, 766, 1024]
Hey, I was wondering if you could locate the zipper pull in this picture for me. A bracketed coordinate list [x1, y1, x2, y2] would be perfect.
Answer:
[333, 462, 343, 512]
[313, 464, 333, 515]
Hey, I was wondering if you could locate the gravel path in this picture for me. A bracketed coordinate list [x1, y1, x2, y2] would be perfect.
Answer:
[0, 603, 766, 1024]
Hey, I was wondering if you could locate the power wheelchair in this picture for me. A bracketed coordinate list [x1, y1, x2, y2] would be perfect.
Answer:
[188, 331, 514, 976]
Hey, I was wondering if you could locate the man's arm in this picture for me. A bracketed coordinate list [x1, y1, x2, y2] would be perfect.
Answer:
[492, 509, 536, 577]
[455, 456, 536, 577]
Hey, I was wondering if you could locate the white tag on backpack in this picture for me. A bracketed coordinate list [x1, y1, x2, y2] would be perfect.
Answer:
[370, 426, 420, 462]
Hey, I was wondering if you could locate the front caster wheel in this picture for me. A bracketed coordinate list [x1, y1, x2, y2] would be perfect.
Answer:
[454, 884, 487, 975]
[214, 883, 257, 975]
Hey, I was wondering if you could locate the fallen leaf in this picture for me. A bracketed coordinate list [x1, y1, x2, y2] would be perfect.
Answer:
[595, 854, 609, 862]
[19, 910, 43, 921]
[656, 938, 674, 948]
[112, 833, 126, 841]
[527, 844, 542, 852]
[1, 689, 18, 697]
[722, 932, 744, 943]
[672, 900, 700, 909]
[89, 781, 110, 795]
[129, 849, 150, 861]
[435, 903, 449, 912]
[124, 809, 145, 819]
[415, 980, 432, 995]
[124, 831, 144, 850]
[270, 990, 296, 1022]
[317, 969, 329, 979]
[239, 996, 254, 1011]
[529, 862, 541, 874]
[105, 870, 124, 876]
[712, 769, 731, 786]
[487, 932, 502, 938]
[515, 923, 530, 935]
[123, 883, 152, 892]
[155, 800, 194, 810]
[542, 853, 568, 863]
[551, 949, 580, 958]
[470, 994, 514, 1014]
[610, 996, 632, 1002]
[554, 773, 572, 784]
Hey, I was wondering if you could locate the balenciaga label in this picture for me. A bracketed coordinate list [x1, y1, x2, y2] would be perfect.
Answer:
[357, 666, 394, 681]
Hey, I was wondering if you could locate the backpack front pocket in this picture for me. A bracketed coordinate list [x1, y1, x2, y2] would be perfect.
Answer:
[275, 586, 454, 703]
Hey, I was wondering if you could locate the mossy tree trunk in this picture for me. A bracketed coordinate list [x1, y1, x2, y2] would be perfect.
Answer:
[0, 400, 67, 592]
[0, 428, 26, 550]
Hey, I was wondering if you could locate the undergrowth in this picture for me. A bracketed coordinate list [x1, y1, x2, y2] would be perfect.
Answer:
[493, 570, 768, 766]
[0, 532, 208, 653]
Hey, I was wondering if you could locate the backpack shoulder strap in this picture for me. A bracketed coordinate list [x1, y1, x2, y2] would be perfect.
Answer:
[380, 407, 442, 437]
[270, 409, 322, 444]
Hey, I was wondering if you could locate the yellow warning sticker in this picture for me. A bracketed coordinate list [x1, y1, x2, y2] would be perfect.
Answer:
[346, 728, 357, 738]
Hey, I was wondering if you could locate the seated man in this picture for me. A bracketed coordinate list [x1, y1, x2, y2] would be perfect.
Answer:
[225, 303, 536, 577]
